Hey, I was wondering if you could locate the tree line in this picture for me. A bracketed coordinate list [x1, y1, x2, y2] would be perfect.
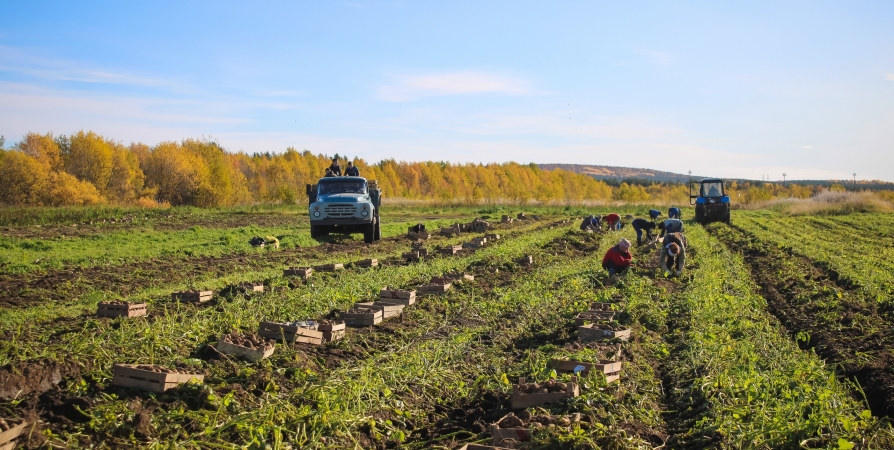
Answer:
[0, 131, 875, 207]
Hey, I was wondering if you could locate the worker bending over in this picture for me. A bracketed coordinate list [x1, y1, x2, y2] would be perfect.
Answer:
[658, 218, 684, 237]
[604, 213, 622, 231]
[668, 207, 681, 219]
[602, 238, 633, 276]
[649, 209, 662, 221]
[660, 232, 687, 276]
[580, 214, 600, 231]
[631, 218, 657, 245]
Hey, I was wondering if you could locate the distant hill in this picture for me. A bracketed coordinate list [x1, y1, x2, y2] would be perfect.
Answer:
[538, 164, 698, 183]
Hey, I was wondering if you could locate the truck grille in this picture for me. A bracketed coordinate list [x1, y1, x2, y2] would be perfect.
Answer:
[324, 204, 357, 218]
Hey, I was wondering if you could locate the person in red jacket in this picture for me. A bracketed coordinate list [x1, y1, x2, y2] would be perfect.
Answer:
[604, 213, 622, 231]
[602, 238, 633, 275]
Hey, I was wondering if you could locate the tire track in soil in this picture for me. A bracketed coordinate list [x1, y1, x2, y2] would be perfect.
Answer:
[3, 224, 566, 447]
[709, 222, 894, 419]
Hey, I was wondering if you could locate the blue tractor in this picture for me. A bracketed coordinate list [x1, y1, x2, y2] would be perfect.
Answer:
[690, 178, 731, 224]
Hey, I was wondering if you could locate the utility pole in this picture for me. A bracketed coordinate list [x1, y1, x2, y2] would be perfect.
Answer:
[853, 173, 857, 191]
[783, 173, 786, 185]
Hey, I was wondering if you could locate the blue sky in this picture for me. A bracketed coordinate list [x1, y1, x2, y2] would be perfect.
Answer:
[1, 1, 893, 180]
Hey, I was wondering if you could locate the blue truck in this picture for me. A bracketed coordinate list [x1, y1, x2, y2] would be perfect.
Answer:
[306, 177, 382, 243]
[690, 178, 731, 224]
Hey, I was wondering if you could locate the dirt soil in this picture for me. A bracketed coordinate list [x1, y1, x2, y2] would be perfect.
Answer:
[711, 223, 894, 419]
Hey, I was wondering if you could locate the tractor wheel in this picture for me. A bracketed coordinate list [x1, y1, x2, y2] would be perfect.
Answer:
[363, 222, 375, 244]
[373, 217, 381, 241]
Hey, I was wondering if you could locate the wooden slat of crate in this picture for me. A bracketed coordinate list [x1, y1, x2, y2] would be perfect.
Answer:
[509, 377, 579, 409]
[97, 302, 147, 318]
[460, 444, 511, 450]
[578, 324, 631, 342]
[283, 267, 313, 278]
[112, 364, 204, 393]
[491, 424, 531, 445]
[548, 359, 622, 382]
[574, 311, 616, 326]
[355, 302, 404, 319]
[171, 291, 212, 303]
[355, 259, 378, 268]
[216, 339, 275, 361]
[418, 282, 451, 294]
[342, 309, 383, 326]
[0, 420, 29, 449]
[246, 284, 264, 292]
[314, 263, 344, 272]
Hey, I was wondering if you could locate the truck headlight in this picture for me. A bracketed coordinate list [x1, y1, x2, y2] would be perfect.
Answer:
[313, 211, 321, 217]
[361, 210, 369, 217]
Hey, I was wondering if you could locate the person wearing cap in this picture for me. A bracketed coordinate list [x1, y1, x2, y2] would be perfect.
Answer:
[631, 218, 657, 245]
[602, 238, 633, 276]
[668, 207, 681, 219]
[648, 209, 662, 221]
[329, 158, 342, 176]
[323, 167, 337, 177]
[580, 214, 600, 231]
[660, 232, 687, 276]
[658, 218, 684, 237]
[345, 161, 360, 177]
[604, 213, 622, 231]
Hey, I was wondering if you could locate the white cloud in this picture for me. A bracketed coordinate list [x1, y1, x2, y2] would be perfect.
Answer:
[0, 45, 168, 88]
[886, 73, 894, 81]
[377, 71, 533, 101]
[803, 145, 813, 149]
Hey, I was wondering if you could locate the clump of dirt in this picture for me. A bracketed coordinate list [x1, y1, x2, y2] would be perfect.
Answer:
[0, 359, 65, 400]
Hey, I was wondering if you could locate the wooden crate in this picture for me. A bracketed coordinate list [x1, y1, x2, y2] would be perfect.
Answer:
[318, 321, 347, 342]
[0, 419, 30, 450]
[379, 288, 416, 305]
[589, 302, 619, 311]
[402, 251, 421, 261]
[417, 282, 451, 294]
[216, 338, 275, 361]
[342, 309, 383, 326]
[444, 272, 474, 282]
[548, 359, 622, 382]
[500, 215, 513, 223]
[509, 377, 579, 409]
[355, 302, 404, 319]
[440, 227, 460, 237]
[406, 231, 430, 240]
[462, 242, 484, 250]
[553, 238, 568, 245]
[314, 263, 344, 272]
[516, 213, 527, 220]
[354, 258, 378, 268]
[171, 290, 212, 303]
[283, 267, 313, 279]
[491, 423, 531, 445]
[517, 255, 533, 266]
[485, 233, 501, 240]
[258, 321, 345, 344]
[460, 444, 510, 450]
[97, 302, 147, 318]
[578, 324, 631, 342]
[440, 245, 463, 255]
[574, 311, 616, 325]
[111, 364, 204, 393]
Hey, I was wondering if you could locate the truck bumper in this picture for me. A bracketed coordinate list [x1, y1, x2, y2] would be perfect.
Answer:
[311, 218, 373, 226]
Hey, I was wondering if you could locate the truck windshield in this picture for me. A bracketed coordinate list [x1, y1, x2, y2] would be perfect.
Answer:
[318, 180, 367, 195]
[701, 182, 724, 197]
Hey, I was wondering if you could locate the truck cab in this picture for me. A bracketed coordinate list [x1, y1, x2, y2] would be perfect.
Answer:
[306, 177, 382, 243]
[690, 178, 731, 224]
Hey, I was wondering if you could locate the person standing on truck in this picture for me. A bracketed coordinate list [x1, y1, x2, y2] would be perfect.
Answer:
[668, 207, 681, 219]
[631, 218, 657, 245]
[323, 167, 337, 177]
[344, 161, 360, 177]
[604, 213, 621, 231]
[329, 158, 342, 176]
[580, 214, 600, 231]
[658, 218, 684, 237]
[649, 209, 662, 221]
[660, 232, 687, 276]
[602, 238, 633, 276]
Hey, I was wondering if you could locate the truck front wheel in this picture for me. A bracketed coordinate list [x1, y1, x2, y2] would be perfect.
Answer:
[363, 222, 375, 244]
[311, 225, 328, 239]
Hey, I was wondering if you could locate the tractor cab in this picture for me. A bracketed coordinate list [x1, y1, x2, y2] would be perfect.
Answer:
[690, 178, 731, 224]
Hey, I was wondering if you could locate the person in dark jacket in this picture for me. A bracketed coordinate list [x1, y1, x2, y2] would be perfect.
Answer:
[602, 238, 633, 275]
[580, 214, 600, 231]
[631, 218, 657, 245]
[345, 161, 360, 177]
[659, 232, 687, 276]
[329, 158, 342, 176]
[668, 207, 681, 219]
[649, 209, 662, 220]
[658, 218, 684, 237]
[323, 167, 337, 177]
